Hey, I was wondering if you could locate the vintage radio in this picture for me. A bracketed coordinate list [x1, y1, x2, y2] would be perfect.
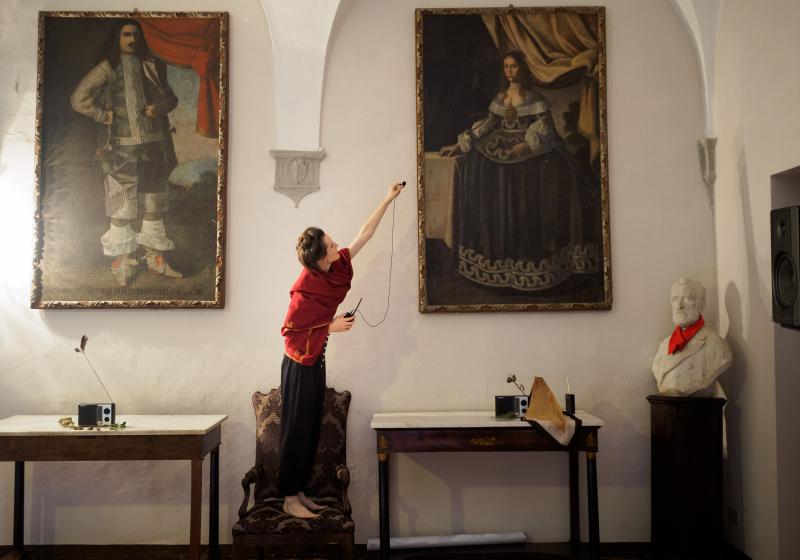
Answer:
[494, 395, 529, 419]
[78, 403, 116, 426]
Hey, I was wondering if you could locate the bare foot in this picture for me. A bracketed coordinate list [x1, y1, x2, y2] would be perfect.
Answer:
[283, 495, 319, 519]
[298, 491, 326, 512]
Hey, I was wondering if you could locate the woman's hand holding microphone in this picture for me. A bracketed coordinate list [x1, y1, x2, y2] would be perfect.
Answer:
[329, 315, 355, 333]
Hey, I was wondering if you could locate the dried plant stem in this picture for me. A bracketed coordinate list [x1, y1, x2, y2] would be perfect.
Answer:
[506, 374, 526, 396]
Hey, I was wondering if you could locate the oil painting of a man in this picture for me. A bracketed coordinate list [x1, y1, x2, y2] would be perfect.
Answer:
[70, 19, 182, 286]
[32, 12, 227, 308]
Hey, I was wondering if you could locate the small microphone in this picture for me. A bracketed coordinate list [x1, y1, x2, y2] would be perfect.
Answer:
[401, 181, 406, 187]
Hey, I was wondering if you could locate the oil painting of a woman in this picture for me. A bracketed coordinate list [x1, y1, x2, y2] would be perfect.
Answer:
[418, 7, 610, 312]
[440, 50, 577, 293]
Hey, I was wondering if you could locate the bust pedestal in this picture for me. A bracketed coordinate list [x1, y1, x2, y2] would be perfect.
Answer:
[647, 395, 725, 559]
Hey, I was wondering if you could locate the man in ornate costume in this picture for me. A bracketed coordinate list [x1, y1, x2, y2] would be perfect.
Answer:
[71, 19, 182, 286]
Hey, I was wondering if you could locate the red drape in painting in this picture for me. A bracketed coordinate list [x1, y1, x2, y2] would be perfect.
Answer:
[137, 18, 220, 138]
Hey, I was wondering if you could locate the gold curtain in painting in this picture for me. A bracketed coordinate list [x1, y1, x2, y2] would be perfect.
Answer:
[482, 12, 600, 161]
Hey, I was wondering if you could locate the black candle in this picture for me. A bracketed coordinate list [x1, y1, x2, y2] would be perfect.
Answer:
[565, 393, 576, 415]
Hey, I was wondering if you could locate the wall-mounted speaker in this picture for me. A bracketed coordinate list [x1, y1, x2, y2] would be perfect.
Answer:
[771, 206, 800, 328]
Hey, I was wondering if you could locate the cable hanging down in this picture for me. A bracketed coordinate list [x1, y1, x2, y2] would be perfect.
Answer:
[357, 198, 397, 328]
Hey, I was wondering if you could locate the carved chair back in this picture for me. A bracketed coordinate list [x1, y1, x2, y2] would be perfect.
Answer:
[251, 387, 351, 503]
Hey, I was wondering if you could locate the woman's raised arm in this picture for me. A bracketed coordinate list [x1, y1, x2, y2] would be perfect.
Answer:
[347, 182, 404, 259]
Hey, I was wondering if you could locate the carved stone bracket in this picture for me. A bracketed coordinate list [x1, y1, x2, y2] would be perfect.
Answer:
[270, 149, 326, 207]
[697, 137, 717, 211]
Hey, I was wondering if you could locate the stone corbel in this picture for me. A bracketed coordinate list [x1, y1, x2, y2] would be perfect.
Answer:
[697, 137, 717, 210]
[270, 149, 326, 207]
[261, 0, 342, 206]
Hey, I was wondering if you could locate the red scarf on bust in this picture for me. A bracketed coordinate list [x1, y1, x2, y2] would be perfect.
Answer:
[668, 315, 705, 355]
[282, 248, 353, 366]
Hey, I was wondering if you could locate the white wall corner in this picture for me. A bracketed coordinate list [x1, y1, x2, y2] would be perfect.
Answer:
[260, 0, 342, 205]
[671, 0, 722, 215]
[671, 0, 722, 139]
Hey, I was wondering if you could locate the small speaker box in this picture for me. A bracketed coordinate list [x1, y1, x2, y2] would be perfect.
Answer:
[494, 395, 529, 419]
[771, 206, 800, 328]
[78, 403, 116, 426]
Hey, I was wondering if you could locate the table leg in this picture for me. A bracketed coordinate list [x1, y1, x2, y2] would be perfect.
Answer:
[378, 452, 390, 560]
[569, 450, 580, 548]
[586, 451, 600, 560]
[14, 461, 24, 555]
[189, 457, 203, 560]
[209, 447, 220, 560]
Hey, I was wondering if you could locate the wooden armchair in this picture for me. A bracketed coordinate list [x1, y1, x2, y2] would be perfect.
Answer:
[232, 388, 354, 559]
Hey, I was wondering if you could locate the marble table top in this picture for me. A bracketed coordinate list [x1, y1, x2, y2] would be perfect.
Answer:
[370, 410, 603, 429]
[0, 415, 227, 436]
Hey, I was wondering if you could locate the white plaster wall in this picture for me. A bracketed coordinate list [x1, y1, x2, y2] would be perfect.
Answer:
[671, 0, 722, 137]
[714, 2, 800, 557]
[1, 0, 710, 547]
[0, 0, 278, 546]
[261, 0, 340, 150]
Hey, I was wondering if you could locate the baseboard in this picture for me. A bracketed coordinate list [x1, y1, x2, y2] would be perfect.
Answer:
[0, 541, 651, 559]
[0, 545, 231, 560]
[0, 541, 753, 560]
[2, 541, 747, 559]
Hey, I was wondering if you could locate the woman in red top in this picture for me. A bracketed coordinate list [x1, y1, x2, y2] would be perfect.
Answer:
[280, 182, 404, 518]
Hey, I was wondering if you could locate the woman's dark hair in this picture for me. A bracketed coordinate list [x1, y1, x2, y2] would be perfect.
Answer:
[499, 50, 535, 93]
[296, 227, 327, 271]
[99, 19, 154, 67]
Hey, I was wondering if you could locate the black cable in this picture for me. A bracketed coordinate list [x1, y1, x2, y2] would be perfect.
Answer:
[357, 198, 396, 328]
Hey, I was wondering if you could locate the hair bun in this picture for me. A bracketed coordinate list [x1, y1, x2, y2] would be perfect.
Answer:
[296, 227, 326, 271]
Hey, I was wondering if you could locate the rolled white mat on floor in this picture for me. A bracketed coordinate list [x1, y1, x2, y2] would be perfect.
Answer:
[366, 531, 527, 551]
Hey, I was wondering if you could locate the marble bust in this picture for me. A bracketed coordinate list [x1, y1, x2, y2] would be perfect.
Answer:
[651, 278, 732, 397]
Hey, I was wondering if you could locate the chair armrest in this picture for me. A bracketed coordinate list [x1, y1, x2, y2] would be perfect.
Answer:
[336, 464, 352, 515]
[238, 465, 263, 520]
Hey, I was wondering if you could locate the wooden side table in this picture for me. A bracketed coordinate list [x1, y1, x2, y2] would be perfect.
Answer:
[0, 415, 227, 560]
[371, 410, 603, 560]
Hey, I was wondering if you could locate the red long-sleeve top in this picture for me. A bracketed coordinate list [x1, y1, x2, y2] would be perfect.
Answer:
[282, 248, 353, 365]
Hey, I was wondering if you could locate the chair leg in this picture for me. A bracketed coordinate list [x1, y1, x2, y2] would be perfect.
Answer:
[232, 538, 259, 560]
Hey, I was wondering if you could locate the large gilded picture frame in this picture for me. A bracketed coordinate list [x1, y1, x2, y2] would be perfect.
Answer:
[417, 7, 610, 312]
[32, 12, 228, 308]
